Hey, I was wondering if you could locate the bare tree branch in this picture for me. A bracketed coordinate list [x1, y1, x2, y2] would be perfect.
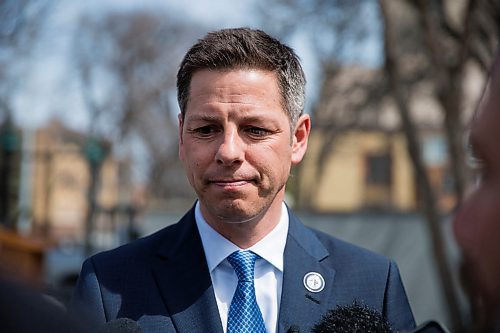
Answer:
[71, 9, 203, 200]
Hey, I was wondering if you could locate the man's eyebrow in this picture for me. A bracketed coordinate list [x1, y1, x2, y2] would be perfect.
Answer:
[238, 115, 275, 123]
[185, 114, 221, 122]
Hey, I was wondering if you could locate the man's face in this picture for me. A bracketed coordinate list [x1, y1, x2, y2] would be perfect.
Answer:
[178, 69, 309, 228]
[453, 59, 500, 313]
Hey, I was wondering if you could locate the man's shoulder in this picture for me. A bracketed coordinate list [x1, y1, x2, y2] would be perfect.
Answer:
[294, 223, 395, 279]
[311, 227, 389, 264]
[89, 212, 193, 267]
[287, 210, 391, 267]
[302, 226, 400, 297]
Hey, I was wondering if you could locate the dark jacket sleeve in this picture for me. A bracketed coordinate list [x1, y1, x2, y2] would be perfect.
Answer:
[69, 258, 107, 326]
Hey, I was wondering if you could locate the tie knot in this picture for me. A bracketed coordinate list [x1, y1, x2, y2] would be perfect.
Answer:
[227, 250, 258, 282]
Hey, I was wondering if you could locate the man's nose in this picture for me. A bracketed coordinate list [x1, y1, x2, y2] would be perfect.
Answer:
[215, 128, 244, 166]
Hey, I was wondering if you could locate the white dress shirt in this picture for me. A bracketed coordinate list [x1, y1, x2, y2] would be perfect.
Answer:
[195, 201, 289, 333]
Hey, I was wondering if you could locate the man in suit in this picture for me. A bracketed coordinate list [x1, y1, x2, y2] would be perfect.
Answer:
[70, 28, 415, 333]
[453, 50, 500, 333]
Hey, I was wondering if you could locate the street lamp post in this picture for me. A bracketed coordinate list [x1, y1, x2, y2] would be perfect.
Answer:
[0, 115, 20, 228]
[83, 137, 107, 256]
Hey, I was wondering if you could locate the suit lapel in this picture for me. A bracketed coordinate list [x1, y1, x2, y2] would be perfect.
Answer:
[149, 206, 341, 333]
[278, 210, 337, 333]
[152, 208, 223, 333]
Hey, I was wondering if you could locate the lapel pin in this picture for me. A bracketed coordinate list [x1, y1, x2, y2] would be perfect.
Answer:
[303, 272, 325, 293]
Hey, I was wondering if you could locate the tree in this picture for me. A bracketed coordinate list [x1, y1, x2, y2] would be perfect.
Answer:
[0, 0, 52, 119]
[72, 9, 203, 200]
[0, 0, 52, 228]
[256, 0, 380, 210]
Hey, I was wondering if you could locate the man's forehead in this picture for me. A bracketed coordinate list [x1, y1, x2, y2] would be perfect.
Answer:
[184, 110, 281, 122]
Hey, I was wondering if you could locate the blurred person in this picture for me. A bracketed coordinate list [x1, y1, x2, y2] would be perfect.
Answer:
[453, 50, 500, 332]
[70, 28, 415, 333]
[0, 224, 89, 332]
[0, 276, 89, 333]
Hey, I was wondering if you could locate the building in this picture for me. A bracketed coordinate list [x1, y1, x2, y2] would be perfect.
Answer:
[26, 120, 133, 242]
[294, 63, 484, 213]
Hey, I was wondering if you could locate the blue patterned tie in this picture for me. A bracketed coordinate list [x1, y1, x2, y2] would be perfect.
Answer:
[227, 250, 267, 333]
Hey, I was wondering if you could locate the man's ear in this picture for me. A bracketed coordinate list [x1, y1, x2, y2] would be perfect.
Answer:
[291, 114, 311, 165]
[178, 113, 184, 161]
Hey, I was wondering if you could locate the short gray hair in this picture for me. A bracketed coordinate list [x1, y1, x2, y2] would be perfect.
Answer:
[176, 28, 306, 128]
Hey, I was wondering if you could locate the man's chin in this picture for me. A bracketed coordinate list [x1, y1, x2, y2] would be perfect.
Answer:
[204, 199, 266, 224]
[214, 206, 259, 224]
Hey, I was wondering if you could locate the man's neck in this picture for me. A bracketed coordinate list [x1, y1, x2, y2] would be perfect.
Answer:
[200, 200, 283, 249]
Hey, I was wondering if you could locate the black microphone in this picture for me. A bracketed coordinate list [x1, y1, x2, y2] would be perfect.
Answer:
[98, 318, 143, 333]
[312, 302, 393, 333]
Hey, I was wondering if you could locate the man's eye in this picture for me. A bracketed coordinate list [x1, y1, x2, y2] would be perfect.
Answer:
[245, 127, 271, 137]
[196, 125, 216, 134]
[190, 125, 219, 137]
[197, 126, 214, 134]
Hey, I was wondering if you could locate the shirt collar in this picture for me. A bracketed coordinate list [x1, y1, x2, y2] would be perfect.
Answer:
[195, 201, 289, 273]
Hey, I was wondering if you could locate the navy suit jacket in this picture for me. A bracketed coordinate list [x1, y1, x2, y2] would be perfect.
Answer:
[70, 206, 415, 332]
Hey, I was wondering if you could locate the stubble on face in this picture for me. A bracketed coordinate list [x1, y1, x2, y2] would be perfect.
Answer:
[179, 69, 295, 243]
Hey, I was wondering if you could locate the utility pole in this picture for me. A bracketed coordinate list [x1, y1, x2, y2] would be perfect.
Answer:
[83, 137, 107, 256]
[0, 113, 20, 228]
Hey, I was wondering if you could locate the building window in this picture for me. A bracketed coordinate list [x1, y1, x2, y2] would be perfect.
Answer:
[366, 154, 391, 186]
[364, 153, 392, 209]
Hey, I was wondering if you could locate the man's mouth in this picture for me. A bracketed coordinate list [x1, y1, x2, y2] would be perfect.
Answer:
[210, 179, 253, 186]
[207, 176, 257, 187]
